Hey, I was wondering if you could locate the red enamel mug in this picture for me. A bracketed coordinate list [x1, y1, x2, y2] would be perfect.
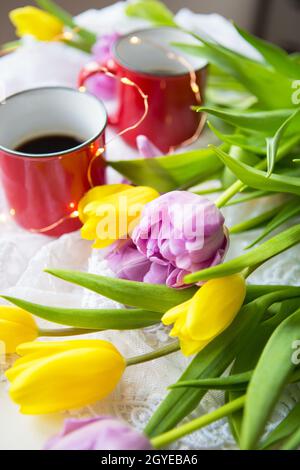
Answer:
[79, 27, 207, 153]
[0, 87, 107, 237]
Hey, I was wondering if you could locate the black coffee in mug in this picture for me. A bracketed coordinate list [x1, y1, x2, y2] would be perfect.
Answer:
[15, 134, 83, 155]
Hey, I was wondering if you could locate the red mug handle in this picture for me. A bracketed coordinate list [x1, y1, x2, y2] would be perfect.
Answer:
[78, 60, 119, 125]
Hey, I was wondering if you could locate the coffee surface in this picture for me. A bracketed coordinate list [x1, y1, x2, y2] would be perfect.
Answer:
[15, 135, 82, 154]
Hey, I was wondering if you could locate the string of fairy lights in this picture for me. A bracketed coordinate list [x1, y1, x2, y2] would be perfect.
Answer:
[0, 32, 205, 234]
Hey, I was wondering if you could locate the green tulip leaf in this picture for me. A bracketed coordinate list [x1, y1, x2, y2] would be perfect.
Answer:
[227, 297, 300, 443]
[35, 0, 97, 46]
[246, 198, 300, 248]
[185, 223, 300, 283]
[1, 295, 162, 330]
[280, 426, 300, 450]
[208, 121, 267, 155]
[125, 0, 176, 26]
[266, 109, 300, 176]
[108, 146, 224, 192]
[230, 205, 281, 235]
[196, 106, 294, 134]
[169, 371, 252, 391]
[226, 190, 272, 207]
[145, 289, 299, 437]
[210, 145, 300, 196]
[45, 269, 197, 313]
[174, 40, 294, 109]
[240, 307, 300, 449]
[259, 402, 300, 449]
[234, 23, 300, 79]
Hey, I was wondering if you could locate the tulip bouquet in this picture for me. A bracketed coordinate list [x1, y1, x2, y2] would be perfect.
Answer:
[1, 0, 300, 452]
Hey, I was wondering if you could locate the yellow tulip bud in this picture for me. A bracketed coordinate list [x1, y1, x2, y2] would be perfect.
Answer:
[80, 184, 160, 248]
[6, 339, 126, 414]
[9, 7, 64, 41]
[162, 274, 246, 356]
[78, 184, 132, 223]
[0, 306, 38, 354]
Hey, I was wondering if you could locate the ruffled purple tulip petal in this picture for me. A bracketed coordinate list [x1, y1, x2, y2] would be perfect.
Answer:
[106, 240, 152, 282]
[86, 33, 120, 100]
[107, 191, 229, 288]
[44, 416, 152, 450]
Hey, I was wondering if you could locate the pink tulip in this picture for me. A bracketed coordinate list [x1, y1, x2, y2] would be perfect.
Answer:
[45, 416, 152, 450]
[86, 33, 120, 100]
[107, 191, 229, 288]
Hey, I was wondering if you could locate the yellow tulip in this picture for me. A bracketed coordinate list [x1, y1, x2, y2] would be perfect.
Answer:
[0, 306, 38, 354]
[79, 184, 159, 249]
[162, 274, 246, 356]
[6, 339, 125, 414]
[9, 7, 64, 41]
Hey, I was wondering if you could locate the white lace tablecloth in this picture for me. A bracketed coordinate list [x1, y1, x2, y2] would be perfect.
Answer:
[1, 2, 300, 450]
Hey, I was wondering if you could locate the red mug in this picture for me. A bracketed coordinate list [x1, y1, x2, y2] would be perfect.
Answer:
[0, 87, 107, 237]
[79, 27, 207, 153]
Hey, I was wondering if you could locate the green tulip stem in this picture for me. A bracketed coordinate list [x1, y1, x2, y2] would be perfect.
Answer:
[126, 341, 180, 367]
[151, 395, 246, 449]
[38, 327, 101, 337]
[215, 180, 245, 208]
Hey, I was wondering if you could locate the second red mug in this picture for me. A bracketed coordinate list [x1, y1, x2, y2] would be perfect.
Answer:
[79, 27, 207, 153]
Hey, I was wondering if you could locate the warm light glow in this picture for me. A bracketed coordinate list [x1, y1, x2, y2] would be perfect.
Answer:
[121, 77, 134, 86]
[129, 36, 142, 45]
[10, 208, 16, 217]
[79, 86, 86, 93]
[191, 83, 200, 94]
[62, 31, 74, 41]
[69, 202, 76, 209]
[70, 210, 79, 219]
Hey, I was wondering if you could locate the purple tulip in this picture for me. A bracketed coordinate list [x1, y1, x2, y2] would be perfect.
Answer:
[107, 191, 229, 288]
[86, 33, 120, 100]
[44, 416, 152, 450]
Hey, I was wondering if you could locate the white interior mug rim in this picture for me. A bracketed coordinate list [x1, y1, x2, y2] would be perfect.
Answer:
[113, 26, 208, 77]
[0, 86, 107, 159]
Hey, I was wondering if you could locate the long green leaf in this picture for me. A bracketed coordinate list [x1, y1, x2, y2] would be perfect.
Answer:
[227, 298, 300, 443]
[1, 296, 162, 329]
[174, 41, 293, 109]
[144, 289, 297, 437]
[184, 223, 300, 283]
[35, 0, 96, 46]
[109, 147, 224, 192]
[230, 205, 281, 234]
[170, 371, 252, 391]
[245, 285, 300, 303]
[211, 145, 300, 196]
[170, 367, 300, 393]
[247, 198, 300, 248]
[240, 308, 300, 449]
[197, 106, 293, 134]
[234, 23, 300, 79]
[125, 0, 176, 26]
[281, 426, 300, 450]
[45, 269, 197, 313]
[226, 190, 272, 206]
[208, 121, 267, 155]
[259, 402, 300, 449]
[266, 109, 300, 176]
[222, 146, 260, 189]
